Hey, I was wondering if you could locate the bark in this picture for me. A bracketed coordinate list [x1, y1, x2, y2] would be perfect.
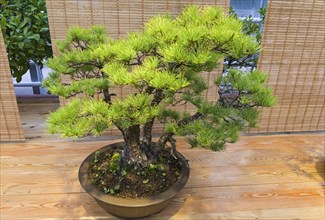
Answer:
[123, 125, 140, 147]
[103, 88, 111, 103]
[156, 113, 204, 158]
[142, 119, 155, 158]
[103, 88, 116, 104]
[157, 112, 203, 148]
[177, 112, 203, 126]
[157, 132, 174, 148]
[119, 87, 164, 167]
[122, 125, 149, 168]
[141, 88, 164, 160]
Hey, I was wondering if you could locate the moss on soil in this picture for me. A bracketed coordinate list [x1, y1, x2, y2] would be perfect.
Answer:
[88, 145, 182, 198]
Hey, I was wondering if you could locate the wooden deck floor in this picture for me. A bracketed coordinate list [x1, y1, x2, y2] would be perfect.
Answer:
[1, 134, 324, 219]
[1, 97, 325, 219]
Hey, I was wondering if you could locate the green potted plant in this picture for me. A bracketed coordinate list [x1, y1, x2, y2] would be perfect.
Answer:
[43, 5, 276, 218]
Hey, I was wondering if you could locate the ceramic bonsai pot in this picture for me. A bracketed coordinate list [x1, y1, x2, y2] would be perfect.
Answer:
[78, 143, 190, 218]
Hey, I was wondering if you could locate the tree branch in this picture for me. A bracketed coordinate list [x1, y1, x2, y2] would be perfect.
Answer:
[157, 112, 203, 148]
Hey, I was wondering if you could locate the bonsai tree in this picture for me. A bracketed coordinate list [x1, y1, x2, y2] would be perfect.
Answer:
[0, 0, 52, 82]
[43, 5, 275, 197]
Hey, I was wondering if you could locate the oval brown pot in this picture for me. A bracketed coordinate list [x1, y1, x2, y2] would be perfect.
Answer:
[78, 142, 190, 218]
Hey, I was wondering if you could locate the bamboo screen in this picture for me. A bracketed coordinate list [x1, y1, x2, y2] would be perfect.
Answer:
[0, 31, 25, 141]
[45, 0, 229, 135]
[253, 0, 325, 132]
[46, 0, 229, 46]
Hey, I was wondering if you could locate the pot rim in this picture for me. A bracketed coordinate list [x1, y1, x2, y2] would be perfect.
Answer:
[78, 142, 190, 208]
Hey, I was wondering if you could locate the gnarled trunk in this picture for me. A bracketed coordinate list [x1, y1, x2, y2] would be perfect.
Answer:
[122, 125, 149, 168]
[142, 119, 156, 159]
[141, 89, 164, 160]
[123, 125, 140, 147]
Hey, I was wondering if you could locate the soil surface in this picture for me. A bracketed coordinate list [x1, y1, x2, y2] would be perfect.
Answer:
[88, 145, 183, 198]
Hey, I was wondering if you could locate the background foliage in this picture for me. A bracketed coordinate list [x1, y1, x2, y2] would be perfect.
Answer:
[0, 0, 52, 82]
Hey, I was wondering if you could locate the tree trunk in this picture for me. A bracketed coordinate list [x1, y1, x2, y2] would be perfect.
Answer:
[122, 125, 149, 168]
[143, 119, 154, 146]
[103, 88, 111, 103]
[123, 125, 140, 147]
[141, 89, 164, 160]
[142, 119, 155, 159]
[157, 112, 203, 150]
[103, 88, 116, 104]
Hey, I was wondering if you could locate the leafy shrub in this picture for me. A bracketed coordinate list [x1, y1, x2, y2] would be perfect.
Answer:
[0, 0, 52, 82]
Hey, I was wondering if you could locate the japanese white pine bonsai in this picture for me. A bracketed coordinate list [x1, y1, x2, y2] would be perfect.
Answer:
[43, 5, 275, 197]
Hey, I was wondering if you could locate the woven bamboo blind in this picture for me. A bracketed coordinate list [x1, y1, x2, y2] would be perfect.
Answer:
[46, 0, 229, 46]
[253, 0, 325, 132]
[0, 31, 25, 141]
[46, 0, 229, 135]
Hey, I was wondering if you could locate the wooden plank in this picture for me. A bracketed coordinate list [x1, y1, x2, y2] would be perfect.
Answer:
[2, 134, 324, 155]
[16, 97, 59, 140]
[1, 134, 324, 219]
[1, 134, 323, 159]
[1, 183, 324, 219]
[2, 146, 323, 171]
[2, 162, 323, 195]
[165, 206, 325, 220]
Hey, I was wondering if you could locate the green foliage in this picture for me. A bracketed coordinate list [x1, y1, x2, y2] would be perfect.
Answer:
[104, 184, 121, 195]
[103, 61, 190, 91]
[183, 119, 242, 151]
[108, 94, 162, 129]
[43, 5, 276, 152]
[42, 72, 110, 98]
[225, 6, 267, 70]
[46, 93, 162, 136]
[93, 151, 100, 163]
[158, 109, 180, 122]
[56, 26, 108, 52]
[172, 102, 248, 150]
[47, 98, 112, 138]
[46, 26, 112, 79]
[220, 69, 276, 107]
[0, 0, 52, 82]
[109, 153, 121, 173]
[149, 163, 165, 171]
[229, 6, 266, 44]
